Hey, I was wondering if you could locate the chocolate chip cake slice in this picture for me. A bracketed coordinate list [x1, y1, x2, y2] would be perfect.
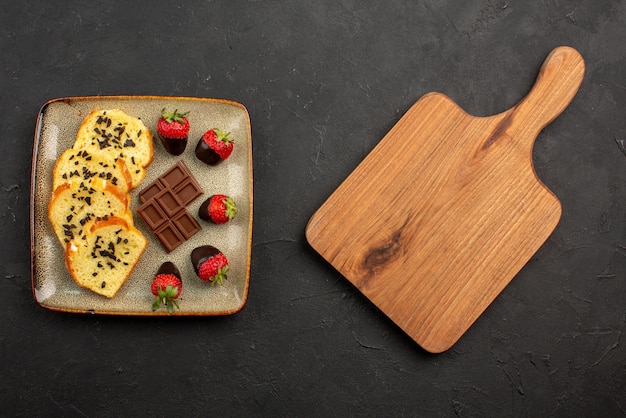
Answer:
[52, 147, 132, 193]
[48, 179, 132, 245]
[73, 109, 154, 188]
[65, 216, 147, 298]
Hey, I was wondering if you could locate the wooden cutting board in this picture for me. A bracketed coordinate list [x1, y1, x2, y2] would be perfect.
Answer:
[305, 46, 585, 353]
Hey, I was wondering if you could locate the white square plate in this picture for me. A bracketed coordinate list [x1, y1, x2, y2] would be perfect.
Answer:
[31, 96, 252, 315]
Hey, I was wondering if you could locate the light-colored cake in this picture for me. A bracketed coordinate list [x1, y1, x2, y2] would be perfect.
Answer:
[65, 216, 147, 298]
[49, 108, 153, 298]
[52, 147, 132, 193]
[73, 109, 154, 188]
[48, 180, 131, 245]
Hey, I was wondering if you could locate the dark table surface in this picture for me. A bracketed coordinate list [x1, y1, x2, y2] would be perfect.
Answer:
[3, 1, 625, 416]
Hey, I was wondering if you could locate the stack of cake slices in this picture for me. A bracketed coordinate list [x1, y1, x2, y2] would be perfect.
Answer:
[48, 109, 154, 298]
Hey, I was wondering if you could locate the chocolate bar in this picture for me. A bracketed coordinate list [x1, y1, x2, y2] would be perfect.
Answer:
[137, 161, 203, 252]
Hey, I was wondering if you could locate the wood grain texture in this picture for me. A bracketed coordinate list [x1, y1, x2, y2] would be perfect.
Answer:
[305, 46, 585, 353]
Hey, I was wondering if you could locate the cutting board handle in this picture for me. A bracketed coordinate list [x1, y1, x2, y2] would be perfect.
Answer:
[513, 46, 585, 133]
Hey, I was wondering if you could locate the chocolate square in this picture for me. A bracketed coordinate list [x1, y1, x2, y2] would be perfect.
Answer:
[137, 200, 167, 230]
[172, 210, 201, 240]
[173, 177, 203, 206]
[154, 221, 185, 252]
[160, 161, 191, 189]
[139, 180, 165, 203]
[153, 188, 184, 218]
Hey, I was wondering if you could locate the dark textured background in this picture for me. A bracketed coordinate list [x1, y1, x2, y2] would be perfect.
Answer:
[2, 0, 625, 416]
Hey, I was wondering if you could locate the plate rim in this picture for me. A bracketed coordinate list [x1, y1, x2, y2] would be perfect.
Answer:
[30, 95, 253, 316]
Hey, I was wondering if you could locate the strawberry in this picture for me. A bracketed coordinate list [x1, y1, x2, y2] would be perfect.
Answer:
[157, 108, 190, 155]
[150, 261, 182, 313]
[195, 128, 233, 165]
[199, 194, 237, 224]
[191, 245, 229, 285]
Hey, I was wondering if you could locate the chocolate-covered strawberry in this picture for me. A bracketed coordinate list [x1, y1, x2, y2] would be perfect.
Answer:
[199, 194, 237, 224]
[191, 245, 229, 285]
[157, 108, 190, 155]
[195, 128, 233, 165]
[151, 261, 182, 313]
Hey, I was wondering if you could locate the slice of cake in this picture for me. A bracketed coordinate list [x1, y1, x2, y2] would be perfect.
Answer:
[73, 109, 154, 188]
[52, 147, 132, 193]
[65, 216, 147, 298]
[48, 180, 131, 245]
